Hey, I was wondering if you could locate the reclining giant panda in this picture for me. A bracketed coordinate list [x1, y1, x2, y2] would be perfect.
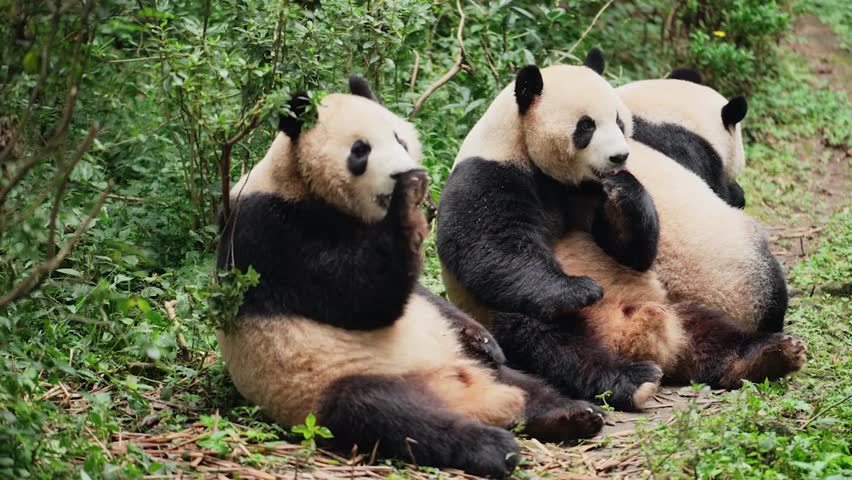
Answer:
[436, 58, 805, 411]
[621, 67, 747, 209]
[215, 77, 604, 478]
[614, 67, 788, 332]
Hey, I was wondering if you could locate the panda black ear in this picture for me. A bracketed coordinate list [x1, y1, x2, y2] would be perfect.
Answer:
[515, 65, 543, 115]
[279, 91, 311, 142]
[584, 47, 605, 75]
[668, 67, 703, 84]
[349, 75, 379, 102]
[722, 95, 748, 129]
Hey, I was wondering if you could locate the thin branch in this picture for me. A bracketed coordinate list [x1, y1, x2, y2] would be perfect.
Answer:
[0, 0, 94, 208]
[106, 55, 188, 64]
[268, 3, 287, 90]
[47, 124, 99, 258]
[0, 0, 61, 166]
[219, 110, 261, 223]
[0, 182, 113, 308]
[479, 29, 501, 83]
[567, 0, 615, 56]
[801, 392, 852, 430]
[409, 50, 421, 93]
[0, 83, 80, 208]
[410, 0, 468, 118]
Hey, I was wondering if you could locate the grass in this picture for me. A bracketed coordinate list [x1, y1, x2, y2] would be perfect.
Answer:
[1, 5, 850, 480]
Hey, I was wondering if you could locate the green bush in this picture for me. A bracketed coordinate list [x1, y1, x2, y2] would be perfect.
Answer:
[680, 0, 790, 94]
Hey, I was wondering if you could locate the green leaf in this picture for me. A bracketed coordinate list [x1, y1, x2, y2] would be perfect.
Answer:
[56, 268, 83, 278]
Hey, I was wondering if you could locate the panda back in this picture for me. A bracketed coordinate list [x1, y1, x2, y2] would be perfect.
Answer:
[627, 141, 770, 329]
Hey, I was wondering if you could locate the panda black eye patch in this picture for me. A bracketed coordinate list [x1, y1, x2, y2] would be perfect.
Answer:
[348, 140, 370, 176]
[394, 131, 408, 151]
[573, 116, 596, 150]
[616, 113, 625, 133]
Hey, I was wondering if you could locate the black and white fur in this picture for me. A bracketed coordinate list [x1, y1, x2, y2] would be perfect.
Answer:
[216, 77, 604, 478]
[437, 52, 805, 410]
[616, 70, 788, 332]
[619, 69, 746, 208]
[438, 57, 664, 411]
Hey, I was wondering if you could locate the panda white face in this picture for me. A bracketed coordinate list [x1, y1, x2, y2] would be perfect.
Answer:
[516, 65, 632, 185]
[297, 93, 424, 223]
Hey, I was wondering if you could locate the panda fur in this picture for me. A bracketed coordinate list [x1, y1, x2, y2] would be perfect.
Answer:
[618, 73, 747, 208]
[216, 77, 604, 477]
[614, 72, 788, 332]
[438, 61, 665, 411]
[437, 52, 806, 409]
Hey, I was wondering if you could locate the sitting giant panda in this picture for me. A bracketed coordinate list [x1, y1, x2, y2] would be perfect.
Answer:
[216, 77, 604, 478]
[436, 58, 806, 410]
[612, 68, 788, 332]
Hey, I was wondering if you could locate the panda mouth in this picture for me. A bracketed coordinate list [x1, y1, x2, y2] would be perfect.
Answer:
[594, 166, 626, 179]
[376, 193, 392, 209]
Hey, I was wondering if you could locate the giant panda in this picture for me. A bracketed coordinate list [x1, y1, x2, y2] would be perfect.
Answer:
[436, 56, 806, 411]
[619, 68, 748, 209]
[611, 69, 788, 332]
[216, 77, 605, 478]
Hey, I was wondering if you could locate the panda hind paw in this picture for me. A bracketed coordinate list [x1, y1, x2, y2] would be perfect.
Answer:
[524, 400, 605, 443]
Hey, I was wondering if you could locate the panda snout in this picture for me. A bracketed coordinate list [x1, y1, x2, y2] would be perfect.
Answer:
[609, 153, 629, 165]
[390, 167, 428, 180]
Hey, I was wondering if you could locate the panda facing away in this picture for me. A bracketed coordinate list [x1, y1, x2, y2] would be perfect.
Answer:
[621, 68, 749, 209]
[615, 71, 789, 332]
[436, 54, 806, 410]
[216, 77, 604, 478]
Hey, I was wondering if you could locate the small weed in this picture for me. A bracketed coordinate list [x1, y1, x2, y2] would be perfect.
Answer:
[291, 413, 334, 457]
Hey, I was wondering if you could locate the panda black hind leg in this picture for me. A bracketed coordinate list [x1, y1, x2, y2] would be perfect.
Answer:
[491, 311, 662, 411]
[667, 302, 806, 389]
[316, 374, 520, 478]
[497, 366, 604, 442]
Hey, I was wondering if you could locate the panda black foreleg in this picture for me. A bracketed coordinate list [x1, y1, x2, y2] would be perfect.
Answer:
[726, 180, 746, 209]
[414, 285, 507, 367]
[490, 311, 662, 411]
[497, 366, 604, 442]
[316, 374, 520, 478]
[592, 170, 660, 272]
[668, 303, 806, 389]
[438, 158, 604, 321]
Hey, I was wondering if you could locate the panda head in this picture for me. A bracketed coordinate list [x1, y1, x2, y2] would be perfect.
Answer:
[280, 76, 424, 223]
[513, 48, 632, 185]
[617, 72, 748, 179]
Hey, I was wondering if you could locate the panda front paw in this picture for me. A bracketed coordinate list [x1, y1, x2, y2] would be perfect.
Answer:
[390, 169, 430, 254]
[457, 320, 507, 367]
[558, 275, 604, 313]
[524, 400, 605, 443]
[601, 170, 645, 204]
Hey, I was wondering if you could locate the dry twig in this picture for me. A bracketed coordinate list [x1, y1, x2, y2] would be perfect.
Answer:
[410, 0, 468, 117]
[567, 0, 615, 56]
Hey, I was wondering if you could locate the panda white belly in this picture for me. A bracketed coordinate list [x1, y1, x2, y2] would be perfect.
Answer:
[627, 141, 770, 329]
[217, 293, 525, 427]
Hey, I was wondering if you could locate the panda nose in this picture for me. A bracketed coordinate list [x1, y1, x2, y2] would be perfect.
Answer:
[609, 153, 628, 165]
